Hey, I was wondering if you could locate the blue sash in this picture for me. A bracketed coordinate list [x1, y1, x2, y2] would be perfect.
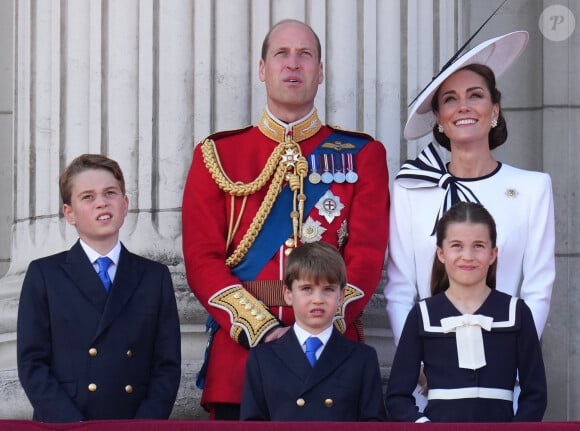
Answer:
[231, 131, 369, 281]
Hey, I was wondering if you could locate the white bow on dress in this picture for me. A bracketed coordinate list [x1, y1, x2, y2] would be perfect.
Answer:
[440, 314, 493, 370]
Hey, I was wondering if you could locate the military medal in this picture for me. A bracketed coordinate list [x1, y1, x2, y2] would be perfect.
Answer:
[345, 153, 358, 183]
[321, 154, 334, 184]
[337, 219, 349, 248]
[308, 154, 321, 184]
[333, 154, 346, 183]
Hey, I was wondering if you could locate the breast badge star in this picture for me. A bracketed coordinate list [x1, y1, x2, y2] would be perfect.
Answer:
[300, 217, 327, 243]
[315, 190, 344, 224]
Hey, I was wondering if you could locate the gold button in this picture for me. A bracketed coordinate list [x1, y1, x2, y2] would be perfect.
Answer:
[88, 348, 97, 357]
[126, 350, 133, 357]
[324, 398, 333, 407]
[285, 238, 295, 248]
[284, 248, 293, 256]
[125, 385, 133, 393]
[296, 398, 305, 407]
[88, 383, 97, 392]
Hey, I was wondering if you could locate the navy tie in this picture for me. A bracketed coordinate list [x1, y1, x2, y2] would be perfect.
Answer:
[96, 257, 113, 291]
[305, 337, 322, 367]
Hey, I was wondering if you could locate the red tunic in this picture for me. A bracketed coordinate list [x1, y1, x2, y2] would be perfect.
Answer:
[182, 118, 389, 407]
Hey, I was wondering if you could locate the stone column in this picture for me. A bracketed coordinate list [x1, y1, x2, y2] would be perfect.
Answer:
[404, 0, 436, 158]
[539, 2, 580, 420]
[0, 0, 206, 419]
[0, 0, 13, 279]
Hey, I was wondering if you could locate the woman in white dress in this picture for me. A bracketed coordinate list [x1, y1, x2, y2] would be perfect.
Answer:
[385, 31, 554, 349]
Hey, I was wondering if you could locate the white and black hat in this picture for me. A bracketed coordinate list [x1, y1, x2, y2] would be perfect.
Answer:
[404, 30, 529, 140]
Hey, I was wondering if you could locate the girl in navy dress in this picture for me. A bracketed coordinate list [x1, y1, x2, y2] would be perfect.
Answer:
[386, 202, 547, 422]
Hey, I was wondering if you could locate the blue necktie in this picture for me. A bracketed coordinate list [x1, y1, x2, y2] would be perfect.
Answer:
[305, 337, 322, 367]
[96, 257, 113, 291]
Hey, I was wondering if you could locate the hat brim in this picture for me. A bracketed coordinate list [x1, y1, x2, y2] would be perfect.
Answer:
[403, 31, 529, 140]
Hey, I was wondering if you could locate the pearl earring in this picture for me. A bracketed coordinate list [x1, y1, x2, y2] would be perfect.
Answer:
[437, 124, 444, 133]
[491, 118, 498, 128]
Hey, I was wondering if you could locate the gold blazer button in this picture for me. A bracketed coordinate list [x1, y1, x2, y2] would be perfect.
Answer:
[296, 398, 305, 407]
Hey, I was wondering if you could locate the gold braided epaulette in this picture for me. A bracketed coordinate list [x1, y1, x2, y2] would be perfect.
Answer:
[333, 283, 365, 333]
[201, 138, 285, 197]
[209, 285, 279, 347]
[327, 124, 375, 141]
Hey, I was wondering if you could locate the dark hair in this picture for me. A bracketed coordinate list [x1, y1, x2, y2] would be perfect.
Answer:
[59, 154, 126, 205]
[431, 63, 508, 151]
[284, 242, 346, 290]
[261, 19, 322, 63]
[430, 202, 497, 295]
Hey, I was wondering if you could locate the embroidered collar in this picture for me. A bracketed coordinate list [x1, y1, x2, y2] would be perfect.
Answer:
[258, 108, 322, 143]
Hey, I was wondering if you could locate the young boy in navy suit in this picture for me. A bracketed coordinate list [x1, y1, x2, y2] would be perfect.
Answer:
[240, 242, 386, 421]
[17, 154, 181, 422]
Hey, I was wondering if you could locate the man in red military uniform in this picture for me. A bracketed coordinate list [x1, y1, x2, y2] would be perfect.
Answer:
[182, 19, 389, 420]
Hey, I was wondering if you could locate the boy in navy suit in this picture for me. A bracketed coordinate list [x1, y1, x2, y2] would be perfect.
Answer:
[240, 242, 386, 421]
[17, 154, 181, 422]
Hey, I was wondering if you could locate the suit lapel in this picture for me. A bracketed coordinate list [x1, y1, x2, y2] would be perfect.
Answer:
[301, 328, 356, 391]
[60, 241, 109, 312]
[271, 330, 315, 381]
[271, 328, 357, 394]
[94, 245, 142, 340]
